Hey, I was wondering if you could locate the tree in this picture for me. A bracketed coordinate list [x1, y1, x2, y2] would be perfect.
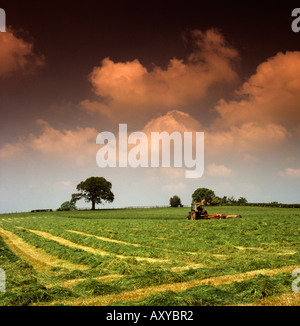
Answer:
[71, 176, 114, 210]
[237, 197, 248, 205]
[192, 188, 215, 205]
[210, 196, 221, 206]
[169, 195, 182, 207]
[220, 196, 228, 205]
[227, 196, 236, 205]
[58, 201, 77, 211]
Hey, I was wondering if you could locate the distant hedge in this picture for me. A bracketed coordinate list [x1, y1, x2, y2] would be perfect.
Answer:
[30, 209, 53, 212]
[220, 203, 300, 208]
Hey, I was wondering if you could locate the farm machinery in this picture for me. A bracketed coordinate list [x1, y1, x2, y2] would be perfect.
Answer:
[186, 202, 241, 220]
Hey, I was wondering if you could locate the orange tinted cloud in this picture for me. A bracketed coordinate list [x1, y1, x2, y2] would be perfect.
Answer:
[142, 110, 202, 134]
[0, 119, 98, 165]
[133, 109, 291, 166]
[139, 110, 290, 157]
[0, 139, 25, 159]
[206, 163, 233, 177]
[213, 51, 300, 130]
[81, 29, 239, 121]
[0, 28, 44, 77]
[206, 123, 290, 157]
[28, 120, 98, 164]
[279, 167, 300, 178]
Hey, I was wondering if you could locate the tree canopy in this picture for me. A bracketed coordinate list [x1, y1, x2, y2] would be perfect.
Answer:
[192, 187, 216, 204]
[169, 195, 182, 207]
[192, 189, 248, 206]
[57, 201, 77, 211]
[71, 176, 114, 210]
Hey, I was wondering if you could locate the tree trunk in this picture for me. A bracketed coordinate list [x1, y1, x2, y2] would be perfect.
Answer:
[91, 200, 95, 210]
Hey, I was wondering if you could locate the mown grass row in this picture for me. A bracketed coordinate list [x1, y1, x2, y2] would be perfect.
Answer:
[0, 206, 299, 306]
[4, 209, 299, 251]
[2, 211, 299, 270]
[1, 211, 300, 275]
[0, 228, 187, 305]
[1, 236, 295, 307]
[112, 273, 293, 306]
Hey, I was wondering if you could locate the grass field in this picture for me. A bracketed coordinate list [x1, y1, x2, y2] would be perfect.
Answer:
[0, 206, 299, 306]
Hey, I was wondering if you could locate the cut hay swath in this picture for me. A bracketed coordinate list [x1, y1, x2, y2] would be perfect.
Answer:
[0, 206, 299, 306]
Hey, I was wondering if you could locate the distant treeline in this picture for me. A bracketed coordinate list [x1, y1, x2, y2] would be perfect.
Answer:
[76, 203, 299, 210]
[219, 202, 300, 208]
[31, 209, 53, 212]
[31, 203, 300, 213]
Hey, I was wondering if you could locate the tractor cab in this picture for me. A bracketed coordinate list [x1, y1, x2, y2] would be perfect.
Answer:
[191, 203, 198, 211]
[187, 202, 208, 220]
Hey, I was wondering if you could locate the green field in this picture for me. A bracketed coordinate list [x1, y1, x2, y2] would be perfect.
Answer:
[0, 206, 299, 306]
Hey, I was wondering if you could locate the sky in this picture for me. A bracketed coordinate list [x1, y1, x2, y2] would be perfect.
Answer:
[0, 0, 300, 213]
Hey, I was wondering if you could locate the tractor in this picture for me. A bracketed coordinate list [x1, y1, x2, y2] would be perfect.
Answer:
[186, 202, 241, 220]
[186, 202, 208, 220]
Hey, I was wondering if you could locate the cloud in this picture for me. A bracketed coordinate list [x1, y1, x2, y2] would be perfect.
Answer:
[0, 28, 45, 77]
[204, 51, 300, 157]
[81, 29, 238, 121]
[0, 139, 25, 159]
[0, 119, 98, 165]
[206, 122, 290, 156]
[206, 163, 233, 176]
[0, 110, 202, 171]
[161, 182, 187, 192]
[279, 167, 300, 178]
[141, 110, 204, 177]
[213, 51, 300, 130]
[142, 110, 202, 134]
[82, 52, 299, 162]
[116, 109, 290, 164]
[53, 180, 74, 191]
[243, 153, 260, 163]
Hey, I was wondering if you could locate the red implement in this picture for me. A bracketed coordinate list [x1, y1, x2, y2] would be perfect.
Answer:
[203, 214, 241, 219]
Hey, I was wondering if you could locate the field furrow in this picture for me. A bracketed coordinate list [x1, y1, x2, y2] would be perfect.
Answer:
[23, 228, 170, 264]
[0, 227, 88, 273]
[55, 265, 299, 306]
[66, 229, 142, 247]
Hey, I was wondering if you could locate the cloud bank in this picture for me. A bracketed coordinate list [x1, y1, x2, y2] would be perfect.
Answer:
[0, 119, 98, 165]
[81, 29, 239, 121]
[213, 51, 300, 130]
[1, 30, 300, 207]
